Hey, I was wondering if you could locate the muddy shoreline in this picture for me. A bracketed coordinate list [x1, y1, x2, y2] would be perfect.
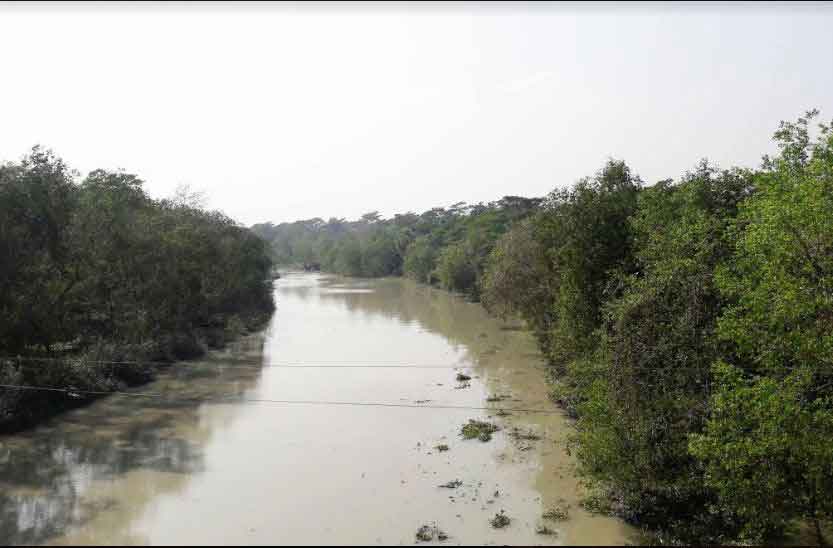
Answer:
[0, 309, 273, 436]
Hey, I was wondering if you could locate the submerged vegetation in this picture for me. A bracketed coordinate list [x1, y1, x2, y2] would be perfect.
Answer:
[255, 111, 833, 544]
[0, 147, 275, 432]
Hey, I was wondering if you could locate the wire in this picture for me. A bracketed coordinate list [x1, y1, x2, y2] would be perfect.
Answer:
[1, 356, 477, 370]
[4, 355, 831, 374]
[0, 383, 562, 414]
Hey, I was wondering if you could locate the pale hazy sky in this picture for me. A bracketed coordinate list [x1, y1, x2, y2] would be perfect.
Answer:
[1, 2, 831, 226]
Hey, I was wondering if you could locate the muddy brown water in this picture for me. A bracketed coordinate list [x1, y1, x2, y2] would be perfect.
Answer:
[0, 273, 636, 545]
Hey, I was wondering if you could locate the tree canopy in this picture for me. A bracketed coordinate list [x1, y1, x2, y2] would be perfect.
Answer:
[253, 111, 833, 544]
[0, 147, 275, 431]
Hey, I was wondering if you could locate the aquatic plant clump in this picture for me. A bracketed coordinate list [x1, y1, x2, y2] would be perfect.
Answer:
[542, 505, 570, 521]
[460, 419, 500, 442]
[490, 510, 511, 529]
[415, 524, 448, 542]
[580, 493, 614, 515]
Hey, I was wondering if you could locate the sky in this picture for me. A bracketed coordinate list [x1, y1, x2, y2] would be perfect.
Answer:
[1, 1, 832, 226]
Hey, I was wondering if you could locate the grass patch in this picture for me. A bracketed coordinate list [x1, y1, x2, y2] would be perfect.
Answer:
[460, 419, 500, 442]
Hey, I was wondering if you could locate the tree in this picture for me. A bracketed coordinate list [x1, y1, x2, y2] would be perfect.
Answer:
[434, 241, 477, 294]
[570, 163, 753, 542]
[0, 149, 275, 431]
[403, 236, 438, 284]
[539, 159, 642, 369]
[691, 111, 833, 544]
[481, 216, 554, 345]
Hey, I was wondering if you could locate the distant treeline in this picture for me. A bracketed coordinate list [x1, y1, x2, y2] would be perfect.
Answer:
[251, 195, 542, 299]
[254, 111, 833, 544]
[0, 147, 275, 431]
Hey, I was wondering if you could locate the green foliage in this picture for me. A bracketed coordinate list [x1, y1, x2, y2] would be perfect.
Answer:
[434, 242, 477, 295]
[568, 164, 754, 541]
[402, 236, 438, 284]
[690, 363, 833, 543]
[478, 113, 833, 543]
[253, 196, 541, 298]
[716, 111, 833, 374]
[481, 216, 554, 346]
[0, 147, 274, 431]
[247, 111, 833, 544]
[361, 228, 402, 277]
[543, 160, 642, 368]
[692, 111, 833, 544]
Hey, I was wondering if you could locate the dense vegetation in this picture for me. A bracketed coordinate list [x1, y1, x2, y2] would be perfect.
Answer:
[256, 111, 832, 544]
[0, 147, 275, 432]
[251, 196, 541, 298]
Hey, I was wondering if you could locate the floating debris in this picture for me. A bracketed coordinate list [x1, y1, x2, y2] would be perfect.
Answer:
[455, 372, 471, 382]
[509, 428, 542, 441]
[536, 524, 557, 536]
[435, 444, 449, 452]
[438, 479, 462, 489]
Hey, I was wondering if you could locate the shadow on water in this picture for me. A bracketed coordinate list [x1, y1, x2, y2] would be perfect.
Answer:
[0, 334, 267, 545]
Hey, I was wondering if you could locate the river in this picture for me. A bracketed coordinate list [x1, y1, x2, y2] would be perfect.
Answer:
[0, 273, 635, 545]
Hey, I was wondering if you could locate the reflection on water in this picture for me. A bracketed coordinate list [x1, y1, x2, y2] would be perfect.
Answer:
[313, 278, 540, 366]
[0, 273, 634, 545]
[0, 336, 266, 545]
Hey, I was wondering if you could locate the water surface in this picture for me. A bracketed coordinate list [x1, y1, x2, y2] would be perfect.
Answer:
[0, 273, 634, 545]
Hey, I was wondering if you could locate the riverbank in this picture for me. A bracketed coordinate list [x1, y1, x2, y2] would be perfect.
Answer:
[0, 307, 274, 435]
